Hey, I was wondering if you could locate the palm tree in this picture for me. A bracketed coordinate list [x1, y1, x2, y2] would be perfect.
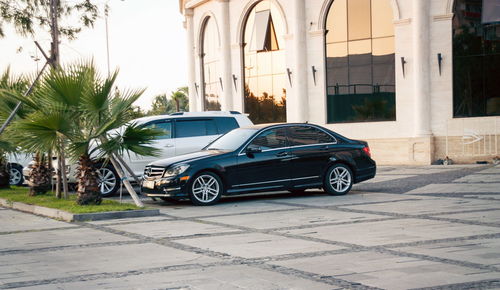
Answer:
[11, 62, 160, 205]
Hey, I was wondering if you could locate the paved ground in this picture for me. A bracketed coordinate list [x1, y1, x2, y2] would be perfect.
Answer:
[1, 165, 499, 289]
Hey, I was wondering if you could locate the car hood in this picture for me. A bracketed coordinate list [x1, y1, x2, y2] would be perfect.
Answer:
[148, 150, 228, 168]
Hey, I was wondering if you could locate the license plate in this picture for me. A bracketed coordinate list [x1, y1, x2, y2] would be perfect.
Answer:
[143, 180, 155, 189]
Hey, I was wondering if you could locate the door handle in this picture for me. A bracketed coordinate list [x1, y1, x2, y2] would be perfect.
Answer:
[165, 144, 174, 148]
[276, 151, 288, 157]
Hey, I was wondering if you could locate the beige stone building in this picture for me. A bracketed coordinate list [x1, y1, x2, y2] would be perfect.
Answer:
[178, 0, 500, 165]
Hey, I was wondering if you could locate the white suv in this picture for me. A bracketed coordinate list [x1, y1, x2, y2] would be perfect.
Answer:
[24, 111, 253, 196]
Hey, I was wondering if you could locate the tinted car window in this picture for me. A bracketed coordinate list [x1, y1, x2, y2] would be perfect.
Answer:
[175, 119, 218, 138]
[249, 128, 287, 150]
[215, 117, 239, 134]
[144, 121, 172, 139]
[288, 126, 335, 146]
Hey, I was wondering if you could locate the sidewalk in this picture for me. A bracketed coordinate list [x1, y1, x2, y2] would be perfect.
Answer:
[1, 165, 499, 289]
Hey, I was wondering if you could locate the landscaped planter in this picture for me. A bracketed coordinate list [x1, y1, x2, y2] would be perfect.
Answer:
[0, 197, 159, 222]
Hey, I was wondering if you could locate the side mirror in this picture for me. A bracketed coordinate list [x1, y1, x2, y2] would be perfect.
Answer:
[246, 144, 262, 154]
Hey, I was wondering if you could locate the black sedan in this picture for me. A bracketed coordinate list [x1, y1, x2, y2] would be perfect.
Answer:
[141, 123, 376, 206]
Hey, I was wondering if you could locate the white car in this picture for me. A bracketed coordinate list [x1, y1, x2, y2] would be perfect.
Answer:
[8, 154, 31, 186]
[24, 111, 253, 196]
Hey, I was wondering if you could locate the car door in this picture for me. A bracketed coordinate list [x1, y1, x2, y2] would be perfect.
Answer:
[174, 118, 220, 156]
[287, 125, 337, 187]
[234, 127, 291, 191]
[126, 119, 176, 176]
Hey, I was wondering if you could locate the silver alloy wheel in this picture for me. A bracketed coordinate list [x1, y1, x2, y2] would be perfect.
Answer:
[192, 174, 220, 203]
[9, 168, 22, 185]
[329, 166, 351, 193]
[97, 167, 117, 195]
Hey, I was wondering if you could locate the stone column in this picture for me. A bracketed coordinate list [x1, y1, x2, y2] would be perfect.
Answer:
[413, 0, 431, 137]
[185, 8, 197, 112]
[218, 0, 233, 111]
[290, 0, 309, 122]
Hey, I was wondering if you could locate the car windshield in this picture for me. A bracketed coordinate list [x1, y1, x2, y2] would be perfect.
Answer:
[206, 128, 257, 151]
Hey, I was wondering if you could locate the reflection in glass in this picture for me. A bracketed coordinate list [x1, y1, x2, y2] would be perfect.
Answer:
[243, 0, 286, 124]
[453, 0, 500, 117]
[326, 0, 395, 123]
[201, 17, 221, 111]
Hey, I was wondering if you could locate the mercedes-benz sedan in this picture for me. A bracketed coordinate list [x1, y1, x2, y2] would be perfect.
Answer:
[141, 123, 376, 206]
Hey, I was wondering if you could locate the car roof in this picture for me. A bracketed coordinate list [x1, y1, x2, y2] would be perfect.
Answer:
[131, 111, 245, 125]
[241, 123, 318, 130]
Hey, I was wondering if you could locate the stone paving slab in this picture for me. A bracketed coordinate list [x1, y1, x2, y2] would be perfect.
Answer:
[476, 166, 500, 174]
[0, 227, 134, 253]
[270, 191, 418, 207]
[433, 209, 500, 224]
[394, 238, 500, 267]
[156, 200, 299, 218]
[200, 208, 388, 230]
[86, 215, 172, 225]
[176, 232, 343, 259]
[453, 174, 500, 183]
[340, 197, 500, 216]
[378, 167, 465, 175]
[270, 251, 499, 290]
[0, 243, 219, 286]
[361, 174, 417, 183]
[0, 209, 75, 233]
[279, 218, 500, 247]
[406, 183, 500, 194]
[16, 264, 334, 290]
[106, 219, 242, 239]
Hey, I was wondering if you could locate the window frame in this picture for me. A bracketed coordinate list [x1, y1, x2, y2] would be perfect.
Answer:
[286, 125, 338, 147]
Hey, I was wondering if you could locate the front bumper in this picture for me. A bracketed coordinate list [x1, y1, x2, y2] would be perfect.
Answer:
[141, 176, 190, 199]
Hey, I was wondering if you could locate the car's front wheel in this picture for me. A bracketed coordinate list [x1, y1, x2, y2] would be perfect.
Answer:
[9, 164, 24, 186]
[96, 164, 119, 197]
[323, 163, 353, 195]
[189, 171, 223, 206]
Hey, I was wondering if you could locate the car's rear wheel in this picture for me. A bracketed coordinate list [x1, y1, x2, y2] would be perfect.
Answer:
[323, 163, 353, 195]
[96, 164, 119, 197]
[189, 172, 223, 206]
[9, 164, 24, 186]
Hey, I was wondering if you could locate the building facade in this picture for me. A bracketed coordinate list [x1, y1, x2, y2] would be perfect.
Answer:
[179, 0, 500, 165]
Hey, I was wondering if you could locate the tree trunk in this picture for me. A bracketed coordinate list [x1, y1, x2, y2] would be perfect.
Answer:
[75, 154, 102, 205]
[0, 155, 10, 189]
[59, 143, 69, 199]
[28, 154, 51, 196]
[55, 156, 62, 198]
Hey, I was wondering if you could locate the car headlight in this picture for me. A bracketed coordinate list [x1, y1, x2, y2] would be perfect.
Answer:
[163, 164, 190, 178]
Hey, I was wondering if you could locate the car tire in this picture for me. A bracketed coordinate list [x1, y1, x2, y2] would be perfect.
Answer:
[96, 164, 120, 197]
[323, 163, 353, 196]
[188, 171, 223, 206]
[9, 164, 24, 186]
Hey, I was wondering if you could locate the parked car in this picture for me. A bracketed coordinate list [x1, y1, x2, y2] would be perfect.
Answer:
[23, 111, 253, 196]
[8, 154, 31, 186]
[141, 123, 376, 205]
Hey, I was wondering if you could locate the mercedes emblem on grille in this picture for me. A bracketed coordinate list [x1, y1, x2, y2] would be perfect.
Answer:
[146, 167, 152, 176]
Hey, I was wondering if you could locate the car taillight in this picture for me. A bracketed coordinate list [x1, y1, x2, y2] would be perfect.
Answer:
[362, 146, 371, 157]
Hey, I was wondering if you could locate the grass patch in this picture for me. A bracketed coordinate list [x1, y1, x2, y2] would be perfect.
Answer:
[0, 186, 142, 214]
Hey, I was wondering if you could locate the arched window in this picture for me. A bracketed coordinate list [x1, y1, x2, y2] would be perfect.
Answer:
[325, 0, 395, 123]
[200, 17, 221, 111]
[243, 0, 286, 124]
[453, 0, 500, 117]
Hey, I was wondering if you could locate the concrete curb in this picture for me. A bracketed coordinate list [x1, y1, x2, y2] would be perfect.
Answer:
[0, 198, 159, 222]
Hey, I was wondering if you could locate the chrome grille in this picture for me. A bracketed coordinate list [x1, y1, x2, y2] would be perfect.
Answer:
[143, 166, 165, 178]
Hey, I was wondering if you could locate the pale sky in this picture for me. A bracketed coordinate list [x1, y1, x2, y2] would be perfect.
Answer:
[0, 0, 187, 111]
